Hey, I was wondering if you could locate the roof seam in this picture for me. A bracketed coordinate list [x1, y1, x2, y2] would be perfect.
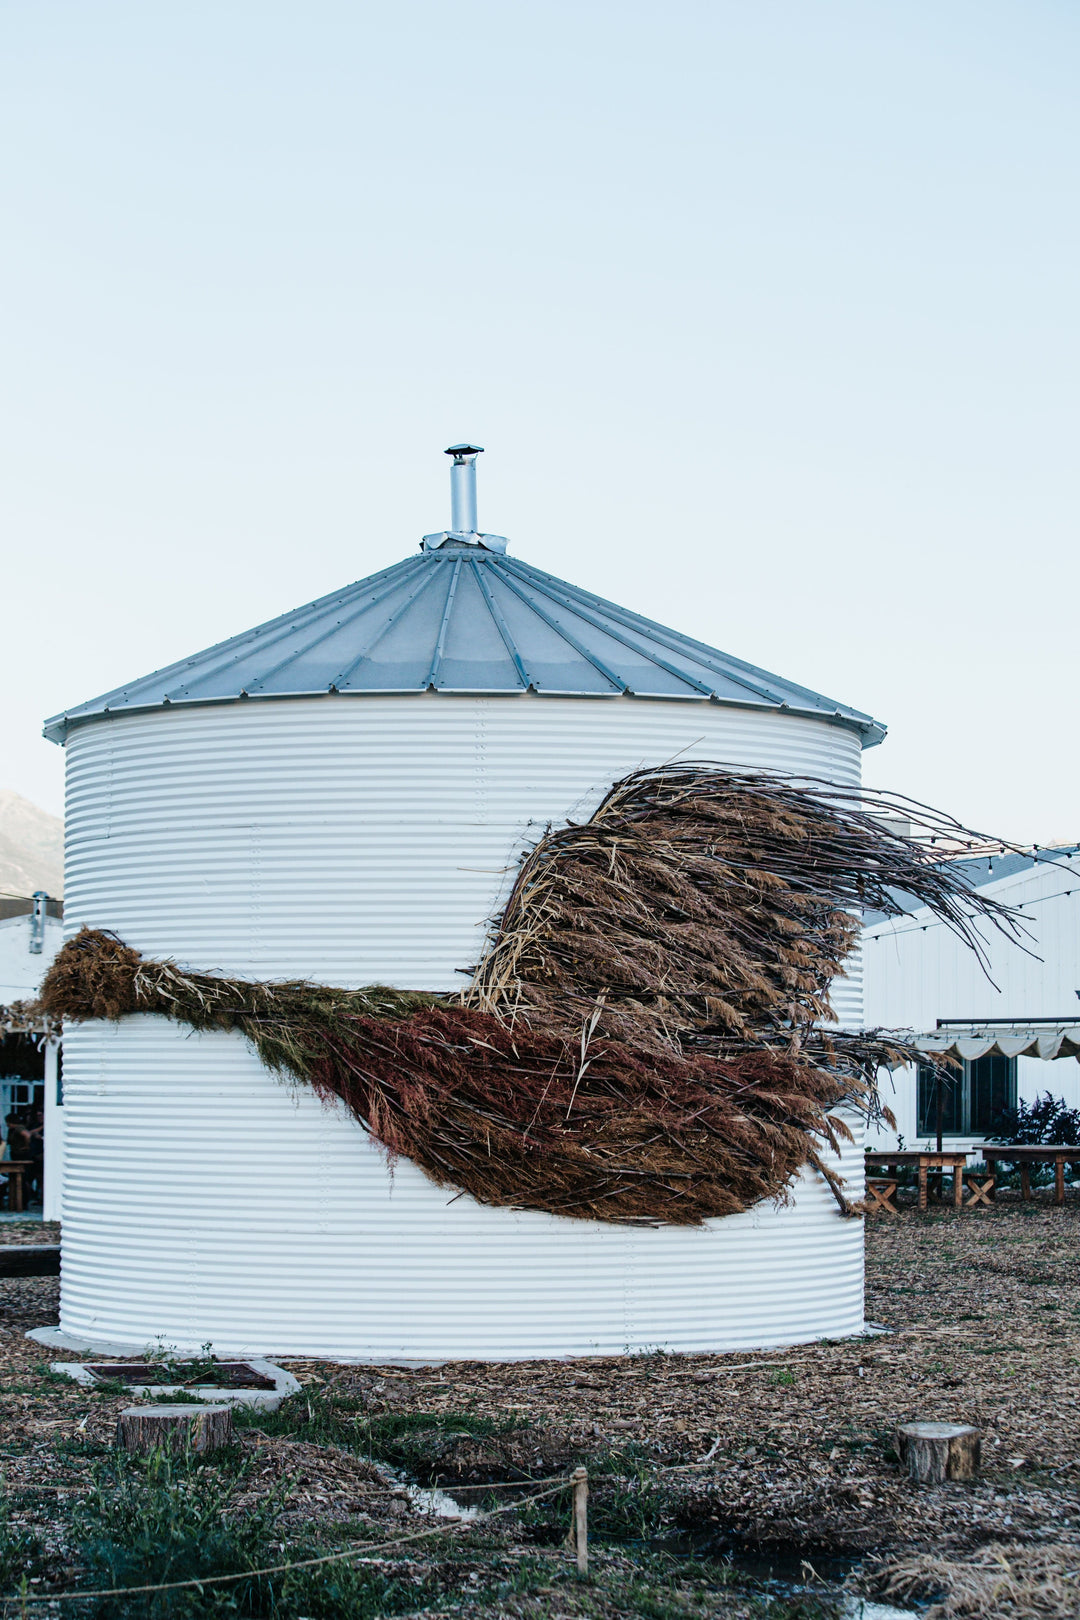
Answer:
[424, 557, 462, 688]
[193, 569, 424, 700]
[502, 556, 877, 724]
[329, 564, 443, 689]
[491, 569, 626, 693]
[498, 556, 716, 698]
[469, 559, 531, 689]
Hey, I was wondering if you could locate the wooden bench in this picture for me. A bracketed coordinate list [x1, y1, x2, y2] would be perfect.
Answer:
[865, 1150, 969, 1212]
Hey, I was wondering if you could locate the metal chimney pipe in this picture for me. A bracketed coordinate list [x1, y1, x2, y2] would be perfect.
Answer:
[445, 444, 483, 534]
[29, 890, 48, 955]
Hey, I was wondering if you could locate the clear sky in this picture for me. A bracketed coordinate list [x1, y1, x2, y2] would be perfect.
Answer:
[2, 1, 1077, 840]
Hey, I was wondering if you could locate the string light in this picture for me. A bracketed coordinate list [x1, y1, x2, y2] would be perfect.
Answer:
[867, 879, 1080, 943]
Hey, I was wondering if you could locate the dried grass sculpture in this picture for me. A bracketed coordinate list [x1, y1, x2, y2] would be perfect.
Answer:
[38, 765, 1022, 1225]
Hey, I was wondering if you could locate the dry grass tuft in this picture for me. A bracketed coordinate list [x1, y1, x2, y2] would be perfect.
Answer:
[873, 1541, 1080, 1618]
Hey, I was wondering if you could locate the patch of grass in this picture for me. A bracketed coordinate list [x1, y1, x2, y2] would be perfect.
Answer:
[233, 1388, 364, 1449]
[32, 1361, 82, 1386]
[516, 1448, 678, 1547]
[0, 1500, 45, 1590]
[3, 1380, 72, 1397]
[599, 1580, 703, 1619]
[64, 1448, 442, 1620]
[234, 1391, 528, 1479]
[840, 1427, 897, 1462]
[361, 1410, 530, 1476]
[52, 1435, 112, 1459]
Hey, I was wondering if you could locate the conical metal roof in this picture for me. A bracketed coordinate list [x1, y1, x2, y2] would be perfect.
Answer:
[44, 449, 885, 747]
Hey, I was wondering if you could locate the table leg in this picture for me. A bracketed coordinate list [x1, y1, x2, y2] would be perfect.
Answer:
[11, 1170, 22, 1214]
[954, 1163, 964, 1210]
[919, 1160, 928, 1212]
[1056, 1156, 1066, 1205]
[1020, 1163, 1031, 1201]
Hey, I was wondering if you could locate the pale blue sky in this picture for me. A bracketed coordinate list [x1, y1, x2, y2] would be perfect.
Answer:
[2, 1, 1077, 839]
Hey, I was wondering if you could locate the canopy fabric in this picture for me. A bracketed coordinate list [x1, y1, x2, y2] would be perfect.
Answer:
[913, 1026, 1080, 1063]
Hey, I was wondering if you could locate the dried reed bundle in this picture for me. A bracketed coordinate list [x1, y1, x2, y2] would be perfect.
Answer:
[37, 766, 1021, 1224]
[465, 763, 1023, 1057]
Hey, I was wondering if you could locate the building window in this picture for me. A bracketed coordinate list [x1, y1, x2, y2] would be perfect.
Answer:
[917, 1056, 1017, 1137]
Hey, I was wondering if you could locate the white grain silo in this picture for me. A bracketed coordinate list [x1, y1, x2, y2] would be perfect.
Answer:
[38, 447, 885, 1360]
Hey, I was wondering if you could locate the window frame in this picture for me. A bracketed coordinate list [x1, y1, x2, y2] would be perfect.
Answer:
[917, 1055, 1017, 1138]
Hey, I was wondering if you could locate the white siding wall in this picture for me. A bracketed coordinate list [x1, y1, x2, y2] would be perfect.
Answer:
[864, 856, 1080, 1148]
[0, 914, 64, 1004]
[59, 692, 867, 1357]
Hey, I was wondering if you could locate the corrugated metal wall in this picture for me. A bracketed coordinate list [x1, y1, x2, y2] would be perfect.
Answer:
[59, 693, 866, 1356]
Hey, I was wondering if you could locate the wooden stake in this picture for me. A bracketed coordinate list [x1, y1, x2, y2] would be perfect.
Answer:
[570, 1466, 589, 1578]
[896, 1422, 980, 1484]
[116, 1404, 234, 1455]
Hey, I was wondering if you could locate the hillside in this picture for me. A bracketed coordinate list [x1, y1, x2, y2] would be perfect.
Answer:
[0, 790, 63, 899]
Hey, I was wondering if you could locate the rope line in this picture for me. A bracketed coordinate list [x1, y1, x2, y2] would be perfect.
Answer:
[0, 1480, 570, 1606]
[7, 1475, 567, 1499]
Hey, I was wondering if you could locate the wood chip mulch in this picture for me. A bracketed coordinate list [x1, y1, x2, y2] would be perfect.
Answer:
[2, 1198, 1080, 1610]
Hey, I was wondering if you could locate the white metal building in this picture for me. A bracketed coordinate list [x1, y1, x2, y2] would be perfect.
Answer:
[39, 447, 888, 1360]
[0, 896, 64, 1217]
[864, 847, 1080, 1150]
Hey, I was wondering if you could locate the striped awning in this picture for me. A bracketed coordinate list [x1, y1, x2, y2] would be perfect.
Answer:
[914, 1025, 1080, 1063]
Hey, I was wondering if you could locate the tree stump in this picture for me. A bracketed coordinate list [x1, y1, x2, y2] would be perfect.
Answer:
[896, 1422, 980, 1483]
[116, 1404, 234, 1454]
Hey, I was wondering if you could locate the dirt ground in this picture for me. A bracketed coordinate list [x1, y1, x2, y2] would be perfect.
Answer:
[2, 1200, 1080, 1617]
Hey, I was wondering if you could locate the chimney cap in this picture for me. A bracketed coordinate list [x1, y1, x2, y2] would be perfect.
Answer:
[445, 443, 484, 460]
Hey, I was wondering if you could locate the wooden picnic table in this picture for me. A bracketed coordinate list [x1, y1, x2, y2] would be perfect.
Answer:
[864, 1150, 970, 1213]
[0, 1162, 32, 1214]
[979, 1145, 1080, 1206]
